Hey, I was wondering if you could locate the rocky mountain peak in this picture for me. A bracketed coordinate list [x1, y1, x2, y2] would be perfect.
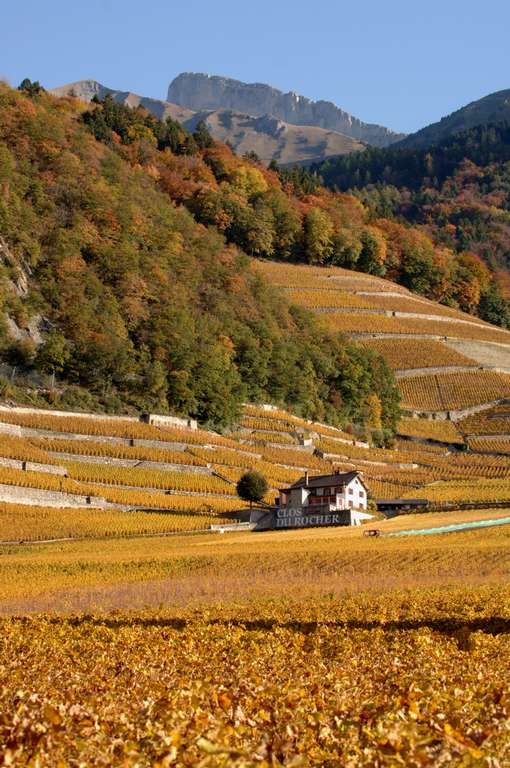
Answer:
[168, 72, 406, 147]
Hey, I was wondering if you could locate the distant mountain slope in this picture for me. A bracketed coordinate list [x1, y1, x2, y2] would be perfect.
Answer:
[50, 80, 194, 122]
[189, 110, 363, 164]
[398, 88, 510, 149]
[50, 80, 363, 163]
[167, 72, 406, 148]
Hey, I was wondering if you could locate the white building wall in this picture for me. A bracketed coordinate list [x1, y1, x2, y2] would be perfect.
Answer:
[343, 477, 367, 510]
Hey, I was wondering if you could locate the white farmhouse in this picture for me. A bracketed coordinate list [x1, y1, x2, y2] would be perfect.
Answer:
[275, 470, 372, 528]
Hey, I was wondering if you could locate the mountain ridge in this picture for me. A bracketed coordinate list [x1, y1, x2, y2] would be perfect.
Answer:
[397, 88, 510, 149]
[167, 72, 406, 148]
[50, 79, 195, 122]
[50, 79, 364, 163]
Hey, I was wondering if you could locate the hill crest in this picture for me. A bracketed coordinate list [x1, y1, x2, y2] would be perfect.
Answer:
[398, 87, 510, 149]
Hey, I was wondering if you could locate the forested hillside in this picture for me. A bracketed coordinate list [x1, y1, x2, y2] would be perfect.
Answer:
[313, 122, 510, 321]
[395, 87, 510, 149]
[78, 92, 510, 330]
[0, 82, 399, 434]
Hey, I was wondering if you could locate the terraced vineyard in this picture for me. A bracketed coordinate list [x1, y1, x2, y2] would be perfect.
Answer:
[0, 297, 508, 537]
[0, 503, 223, 542]
[359, 338, 478, 371]
[35, 437, 211, 466]
[460, 405, 510, 435]
[2, 388, 510, 541]
[399, 371, 510, 413]
[468, 437, 510, 455]
[0, 404, 366, 540]
[255, 260, 510, 417]
[397, 418, 463, 445]
[320, 311, 510, 343]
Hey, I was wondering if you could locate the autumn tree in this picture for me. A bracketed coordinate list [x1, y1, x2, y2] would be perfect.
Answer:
[35, 331, 70, 385]
[303, 207, 334, 264]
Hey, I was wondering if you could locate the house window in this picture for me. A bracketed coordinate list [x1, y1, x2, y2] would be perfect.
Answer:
[348, 488, 353, 495]
[348, 500, 353, 508]
[317, 488, 323, 496]
[359, 490, 364, 498]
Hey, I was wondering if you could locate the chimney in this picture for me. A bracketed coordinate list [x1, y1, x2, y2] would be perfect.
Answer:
[305, 470, 309, 485]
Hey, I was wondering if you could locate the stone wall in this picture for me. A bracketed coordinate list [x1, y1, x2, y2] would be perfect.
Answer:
[18, 427, 190, 452]
[0, 483, 105, 508]
[47, 452, 212, 474]
[395, 365, 479, 379]
[316, 450, 416, 470]
[395, 365, 510, 378]
[402, 398, 510, 421]
[351, 333, 447, 341]
[0, 422, 22, 436]
[392, 311, 494, 328]
[141, 413, 198, 430]
[0, 404, 198, 431]
[314, 433, 369, 449]
[0, 404, 140, 423]
[0, 457, 67, 475]
[449, 399, 510, 422]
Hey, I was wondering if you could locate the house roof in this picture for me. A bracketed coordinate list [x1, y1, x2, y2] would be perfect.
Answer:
[288, 471, 366, 490]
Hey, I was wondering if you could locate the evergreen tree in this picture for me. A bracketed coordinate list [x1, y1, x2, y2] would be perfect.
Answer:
[193, 120, 214, 150]
[18, 78, 44, 96]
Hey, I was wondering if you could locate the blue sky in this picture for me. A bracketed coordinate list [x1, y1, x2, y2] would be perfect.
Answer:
[2, 0, 509, 133]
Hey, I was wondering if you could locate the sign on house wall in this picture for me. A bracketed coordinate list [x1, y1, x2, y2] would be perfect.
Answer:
[275, 507, 349, 528]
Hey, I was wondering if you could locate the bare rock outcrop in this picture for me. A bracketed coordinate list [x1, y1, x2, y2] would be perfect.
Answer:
[50, 80, 364, 162]
[168, 73, 406, 148]
[50, 80, 194, 123]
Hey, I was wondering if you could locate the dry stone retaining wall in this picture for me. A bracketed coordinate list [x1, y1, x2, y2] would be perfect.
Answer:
[48, 452, 212, 474]
[396, 365, 510, 378]
[0, 484, 106, 508]
[0, 457, 67, 476]
[403, 398, 510, 422]
[0, 422, 22, 437]
[0, 404, 197, 431]
[449, 399, 510, 422]
[16, 427, 190, 452]
[142, 413, 198, 430]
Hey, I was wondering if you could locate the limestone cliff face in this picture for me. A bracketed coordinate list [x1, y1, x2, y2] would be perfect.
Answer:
[168, 73, 406, 147]
[50, 80, 363, 163]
